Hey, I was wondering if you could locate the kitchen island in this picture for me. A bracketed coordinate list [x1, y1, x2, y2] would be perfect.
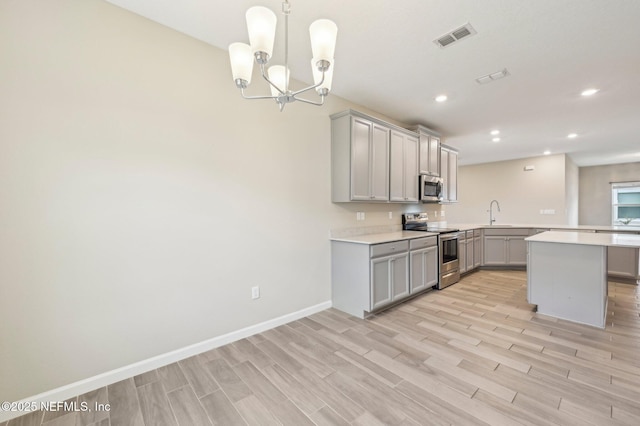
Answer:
[526, 231, 640, 328]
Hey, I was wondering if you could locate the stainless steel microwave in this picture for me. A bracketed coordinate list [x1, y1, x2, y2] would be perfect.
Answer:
[420, 175, 443, 202]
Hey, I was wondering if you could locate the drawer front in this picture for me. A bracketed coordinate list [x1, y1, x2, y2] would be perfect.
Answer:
[483, 228, 531, 237]
[466, 230, 474, 238]
[473, 229, 481, 237]
[409, 236, 438, 250]
[371, 240, 409, 258]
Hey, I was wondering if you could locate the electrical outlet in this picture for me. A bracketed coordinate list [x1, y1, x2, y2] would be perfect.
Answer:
[251, 286, 260, 299]
[388, 212, 393, 219]
[440, 210, 445, 217]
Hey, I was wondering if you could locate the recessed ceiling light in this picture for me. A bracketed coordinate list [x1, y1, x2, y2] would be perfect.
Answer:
[567, 133, 578, 139]
[492, 137, 501, 142]
[581, 88, 599, 97]
[543, 150, 551, 155]
[435, 95, 448, 102]
[490, 130, 500, 136]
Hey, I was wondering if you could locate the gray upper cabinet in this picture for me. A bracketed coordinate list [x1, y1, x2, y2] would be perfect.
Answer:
[350, 117, 390, 201]
[332, 111, 391, 202]
[413, 125, 441, 177]
[441, 148, 449, 201]
[390, 129, 419, 202]
[332, 110, 423, 203]
[331, 110, 451, 204]
[448, 148, 458, 202]
[440, 144, 458, 203]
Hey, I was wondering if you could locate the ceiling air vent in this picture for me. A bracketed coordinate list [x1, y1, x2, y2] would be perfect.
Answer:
[434, 23, 477, 48]
[475, 69, 510, 85]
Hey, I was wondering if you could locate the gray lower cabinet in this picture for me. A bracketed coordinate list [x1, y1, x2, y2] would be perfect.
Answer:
[473, 231, 482, 268]
[483, 228, 530, 266]
[460, 230, 481, 273]
[465, 231, 474, 270]
[459, 235, 467, 274]
[508, 237, 528, 265]
[607, 246, 639, 278]
[332, 237, 437, 319]
[484, 236, 507, 265]
[593, 230, 640, 279]
[409, 236, 438, 293]
[371, 252, 409, 310]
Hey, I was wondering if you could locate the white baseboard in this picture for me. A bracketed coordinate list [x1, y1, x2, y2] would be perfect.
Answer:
[0, 300, 332, 423]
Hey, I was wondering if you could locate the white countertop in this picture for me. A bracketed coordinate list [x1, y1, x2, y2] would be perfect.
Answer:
[330, 223, 640, 246]
[453, 223, 640, 233]
[526, 231, 640, 248]
[330, 230, 437, 245]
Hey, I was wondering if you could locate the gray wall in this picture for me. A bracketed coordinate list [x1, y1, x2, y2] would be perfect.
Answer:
[0, 0, 441, 403]
[579, 162, 640, 225]
[445, 154, 570, 225]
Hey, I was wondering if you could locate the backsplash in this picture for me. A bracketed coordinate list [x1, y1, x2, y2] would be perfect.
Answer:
[330, 220, 449, 238]
[330, 224, 403, 238]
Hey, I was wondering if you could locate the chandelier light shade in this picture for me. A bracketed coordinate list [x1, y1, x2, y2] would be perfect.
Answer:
[245, 6, 277, 61]
[268, 65, 290, 96]
[309, 19, 338, 63]
[228, 0, 337, 111]
[228, 42, 254, 86]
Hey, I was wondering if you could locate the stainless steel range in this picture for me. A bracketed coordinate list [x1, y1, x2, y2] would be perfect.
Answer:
[402, 213, 460, 289]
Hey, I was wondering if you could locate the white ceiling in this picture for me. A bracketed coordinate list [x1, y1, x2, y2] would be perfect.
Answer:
[104, 0, 640, 166]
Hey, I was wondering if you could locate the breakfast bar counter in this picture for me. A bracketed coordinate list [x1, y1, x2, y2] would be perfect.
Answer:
[525, 231, 640, 328]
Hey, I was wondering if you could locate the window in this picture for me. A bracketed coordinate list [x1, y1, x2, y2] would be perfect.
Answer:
[612, 182, 640, 226]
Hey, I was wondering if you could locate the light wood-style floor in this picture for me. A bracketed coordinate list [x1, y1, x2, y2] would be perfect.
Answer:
[5, 270, 640, 426]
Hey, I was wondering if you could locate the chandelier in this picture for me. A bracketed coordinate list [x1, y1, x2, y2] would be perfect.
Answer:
[228, 0, 337, 111]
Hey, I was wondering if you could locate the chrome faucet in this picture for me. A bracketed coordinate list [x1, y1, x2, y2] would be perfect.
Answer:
[489, 200, 501, 225]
